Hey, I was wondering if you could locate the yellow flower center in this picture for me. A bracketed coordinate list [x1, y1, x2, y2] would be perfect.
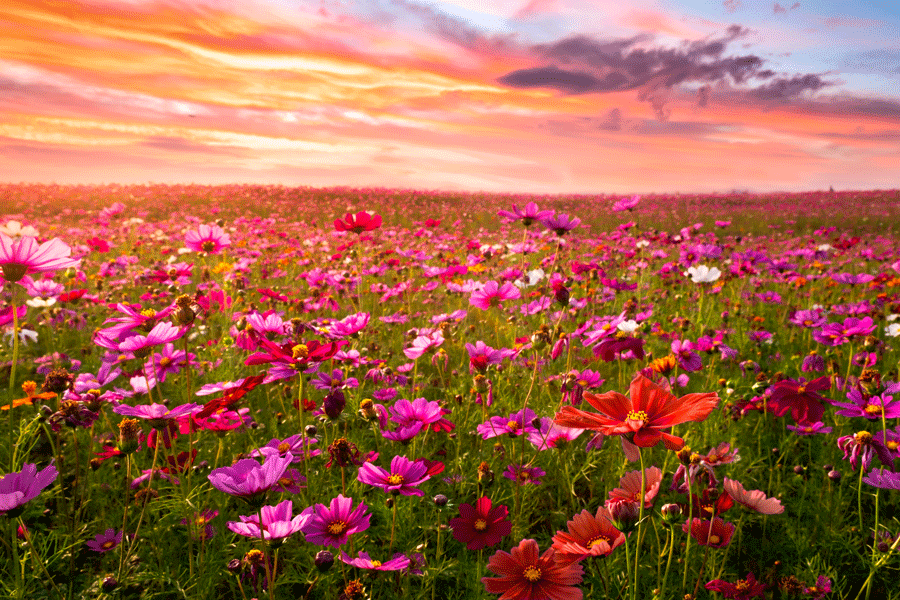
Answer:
[627, 410, 648, 422]
[292, 344, 309, 359]
[587, 535, 609, 549]
[102, 540, 116, 550]
[856, 431, 873, 443]
[371, 560, 382, 568]
[797, 385, 806, 394]
[735, 580, 751, 592]
[887, 441, 899, 451]
[523, 566, 542, 582]
[864, 403, 883, 415]
[277, 442, 291, 454]
[159, 357, 172, 368]
[327, 521, 348, 535]
[474, 519, 488, 531]
[140, 308, 156, 318]
[707, 534, 720, 545]
[388, 474, 404, 485]
[507, 421, 520, 432]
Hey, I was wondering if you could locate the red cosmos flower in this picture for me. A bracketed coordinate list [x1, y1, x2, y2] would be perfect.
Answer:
[554, 373, 718, 455]
[705, 572, 767, 599]
[683, 517, 735, 548]
[194, 374, 265, 420]
[334, 211, 382, 234]
[449, 497, 511, 551]
[551, 506, 625, 566]
[483, 538, 583, 600]
[766, 376, 831, 424]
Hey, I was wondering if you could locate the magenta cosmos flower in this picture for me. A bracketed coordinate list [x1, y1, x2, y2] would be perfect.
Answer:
[300, 495, 370, 547]
[497, 202, 554, 227]
[483, 538, 584, 600]
[469, 281, 521, 310]
[185, 224, 231, 254]
[0, 462, 58, 515]
[705, 572, 767, 599]
[357, 456, 431, 496]
[339, 551, 410, 571]
[0, 233, 80, 283]
[334, 211, 382, 234]
[449, 496, 512, 551]
[227, 499, 309, 542]
[113, 402, 200, 429]
[86, 528, 123, 553]
[208, 454, 293, 500]
[115, 322, 187, 358]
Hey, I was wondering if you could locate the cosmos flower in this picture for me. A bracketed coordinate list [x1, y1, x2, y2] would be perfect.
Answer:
[686, 265, 721, 283]
[766, 376, 831, 424]
[357, 456, 431, 496]
[299, 494, 370, 548]
[705, 572, 767, 599]
[113, 402, 200, 430]
[612, 195, 640, 212]
[555, 374, 718, 458]
[608, 466, 663, 508]
[0, 462, 58, 516]
[722, 478, 784, 514]
[551, 506, 625, 566]
[333, 211, 382, 234]
[503, 464, 545, 486]
[227, 499, 309, 542]
[497, 202, 554, 227]
[449, 497, 511, 551]
[861, 468, 900, 490]
[339, 551, 410, 571]
[540, 213, 581, 236]
[477, 408, 539, 440]
[86, 528, 123, 553]
[207, 454, 294, 501]
[250, 435, 320, 463]
[185, 224, 231, 254]
[683, 517, 735, 548]
[482, 538, 583, 600]
[469, 281, 521, 310]
[0, 234, 81, 283]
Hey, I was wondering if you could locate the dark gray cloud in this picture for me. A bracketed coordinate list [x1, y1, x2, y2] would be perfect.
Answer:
[496, 24, 836, 119]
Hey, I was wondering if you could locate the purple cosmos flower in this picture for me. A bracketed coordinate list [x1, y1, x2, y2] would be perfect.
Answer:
[804, 576, 832, 600]
[497, 202, 554, 227]
[299, 494, 370, 548]
[801, 352, 825, 373]
[838, 431, 895, 472]
[340, 551, 411, 571]
[788, 309, 827, 328]
[311, 369, 359, 391]
[863, 468, 900, 490]
[786, 421, 833, 436]
[357, 456, 431, 496]
[671, 339, 702, 372]
[251, 435, 321, 463]
[86, 528, 123, 553]
[0, 462, 58, 515]
[185, 223, 231, 254]
[113, 402, 200, 429]
[469, 281, 521, 310]
[832, 387, 900, 420]
[145, 343, 195, 383]
[813, 317, 876, 346]
[208, 454, 294, 500]
[503, 464, 545, 486]
[477, 408, 539, 440]
[832, 273, 874, 285]
[227, 499, 309, 541]
[181, 509, 219, 541]
[540, 213, 581, 236]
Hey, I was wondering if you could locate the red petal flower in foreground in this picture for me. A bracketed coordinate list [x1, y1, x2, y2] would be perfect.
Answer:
[334, 211, 382, 234]
[554, 373, 718, 452]
[449, 497, 511, 551]
[551, 506, 625, 566]
[483, 538, 583, 600]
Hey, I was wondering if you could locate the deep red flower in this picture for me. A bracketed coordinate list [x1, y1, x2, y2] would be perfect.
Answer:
[483, 538, 583, 600]
[449, 497, 511, 551]
[766, 376, 831, 423]
[554, 373, 718, 452]
[194, 374, 265, 420]
[683, 517, 735, 548]
[334, 211, 382, 234]
[705, 572, 767, 599]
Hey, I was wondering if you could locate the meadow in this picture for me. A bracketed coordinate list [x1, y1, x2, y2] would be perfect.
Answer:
[1, 183, 899, 600]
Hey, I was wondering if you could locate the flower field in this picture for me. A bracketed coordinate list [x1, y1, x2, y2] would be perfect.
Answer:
[2, 183, 900, 600]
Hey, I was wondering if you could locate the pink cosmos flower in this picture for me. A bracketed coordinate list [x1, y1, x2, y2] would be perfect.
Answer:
[722, 477, 784, 514]
[86, 528, 123, 553]
[227, 499, 309, 541]
[0, 233, 81, 283]
[469, 281, 521, 310]
[334, 211, 382, 233]
[497, 202, 554, 227]
[208, 454, 294, 500]
[612, 195, 640, 212]
[0, 462, 58, 515]
[113, 402, 200, 429]
[299, 494, 370, 547]
[185, 224, 231, 254]
[339, 551, 410, 571]
[357, 456, 431, 496]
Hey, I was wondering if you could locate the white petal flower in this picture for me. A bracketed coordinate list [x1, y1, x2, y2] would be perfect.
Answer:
[686, 265, 721, 283]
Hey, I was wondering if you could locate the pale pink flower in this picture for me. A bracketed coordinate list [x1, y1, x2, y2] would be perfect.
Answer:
[608, 466, 662, 508]
[723, 477, 784, 514]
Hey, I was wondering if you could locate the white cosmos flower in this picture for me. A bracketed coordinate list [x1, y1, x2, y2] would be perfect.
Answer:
[617, 319, 639, 333]
[0, 220, 39, 238]
[686, 265, 721, 283]
[885, 323, 900, 338]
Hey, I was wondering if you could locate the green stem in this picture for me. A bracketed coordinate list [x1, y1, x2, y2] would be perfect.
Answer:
[632, 449, 645, 600]
[7, 293, 21, 469]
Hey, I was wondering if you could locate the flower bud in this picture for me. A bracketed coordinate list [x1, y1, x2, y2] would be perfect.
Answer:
[660, 503, 682, 527]
[117, 418, 142, 455]
[323, 389, 346, 420]
[608, 499, 641, 533]
[315, 550, 334, 572]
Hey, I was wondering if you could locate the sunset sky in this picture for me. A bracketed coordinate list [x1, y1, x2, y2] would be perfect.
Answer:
[1, 0, 898, 194]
